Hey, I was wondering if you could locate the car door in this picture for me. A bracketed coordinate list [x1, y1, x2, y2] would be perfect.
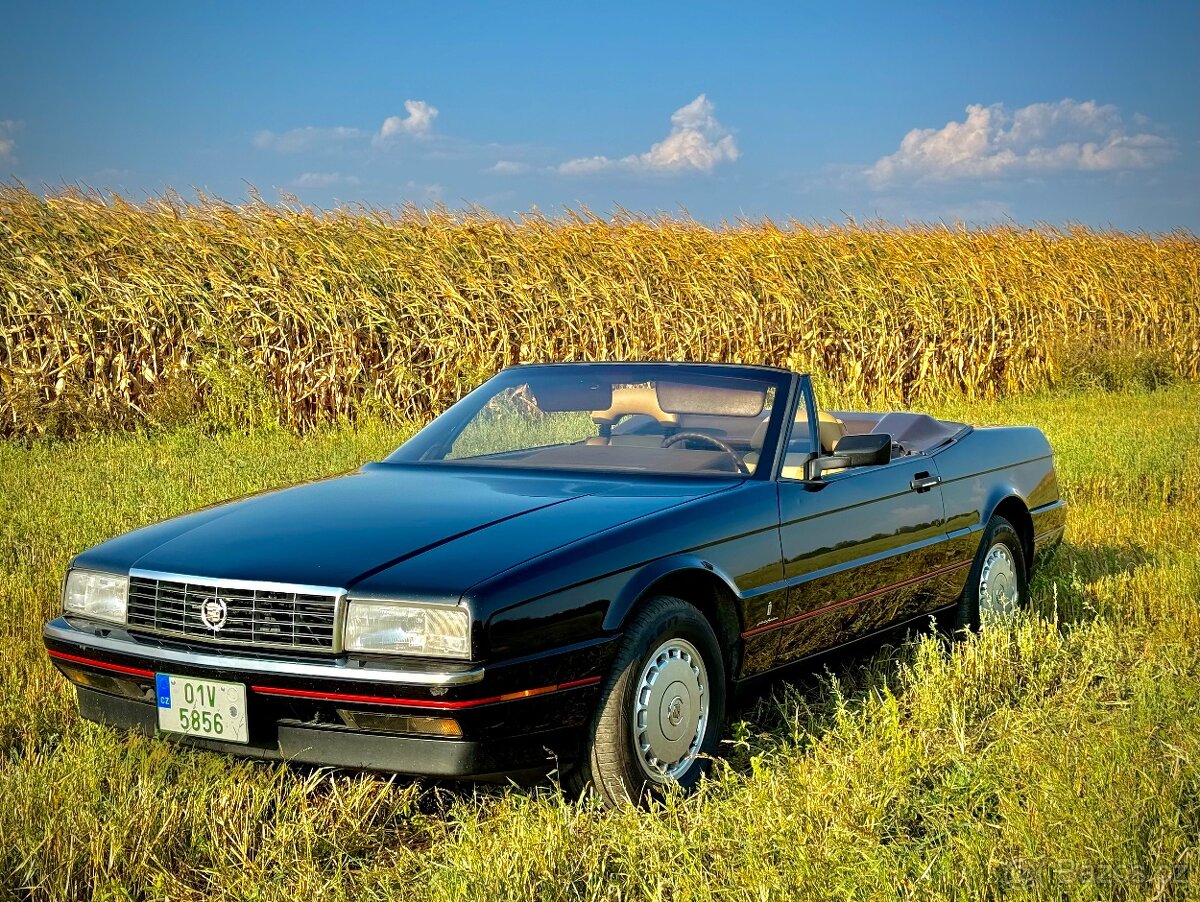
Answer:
[759, 386, 959, 664]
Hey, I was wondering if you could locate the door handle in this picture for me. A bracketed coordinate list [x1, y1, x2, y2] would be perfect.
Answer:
[910, 473, 941, 493]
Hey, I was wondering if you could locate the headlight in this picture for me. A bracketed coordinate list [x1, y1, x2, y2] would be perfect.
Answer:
[344, 600, 471, 659]
[63, 569, 128, 625]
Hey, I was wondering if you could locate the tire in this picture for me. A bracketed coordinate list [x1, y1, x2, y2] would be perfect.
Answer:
[955, 515, 1029, 632]
[567, 595, 726, 807]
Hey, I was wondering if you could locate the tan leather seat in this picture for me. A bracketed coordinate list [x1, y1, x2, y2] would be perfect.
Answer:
[817, 412, 846, 454]
[742, 418, 770, 474]
[745, 411, 847, 478]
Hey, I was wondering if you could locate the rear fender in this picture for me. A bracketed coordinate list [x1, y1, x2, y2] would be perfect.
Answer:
[982, 486, 1034, 565]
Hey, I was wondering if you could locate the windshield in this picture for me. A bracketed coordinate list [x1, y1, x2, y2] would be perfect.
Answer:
[387, 364, 791, 478]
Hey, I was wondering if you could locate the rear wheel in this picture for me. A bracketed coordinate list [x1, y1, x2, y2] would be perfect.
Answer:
[568, 595, 726, 807]
[956, 515, 1028, 631]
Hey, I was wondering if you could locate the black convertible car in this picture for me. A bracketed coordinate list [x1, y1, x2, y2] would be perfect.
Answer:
[45, 362, 1065, 804]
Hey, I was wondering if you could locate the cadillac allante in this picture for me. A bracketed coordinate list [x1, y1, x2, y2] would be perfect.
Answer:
[44, 362, 1066, 805]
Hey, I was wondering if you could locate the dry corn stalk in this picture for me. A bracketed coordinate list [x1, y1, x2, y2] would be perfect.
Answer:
[1, 186, 1196, 435]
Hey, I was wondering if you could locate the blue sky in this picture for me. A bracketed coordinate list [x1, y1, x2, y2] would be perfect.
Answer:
[2, 1, 1197, 229]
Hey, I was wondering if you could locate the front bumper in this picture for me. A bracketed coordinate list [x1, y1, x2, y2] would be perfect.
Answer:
[74, 688, 579, 779]
[45, 616, 614, 780]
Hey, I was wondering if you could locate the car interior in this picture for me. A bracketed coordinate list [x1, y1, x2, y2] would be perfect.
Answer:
[438, 377, 968, 477]
[583, 387, 967, 477]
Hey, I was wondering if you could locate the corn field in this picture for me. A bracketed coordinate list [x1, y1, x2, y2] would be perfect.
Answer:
[1, 185, 1197, 436]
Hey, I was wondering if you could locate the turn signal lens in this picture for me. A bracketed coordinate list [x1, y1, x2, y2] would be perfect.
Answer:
[336, 709, 463, 737]
[55, 663, 151, 702]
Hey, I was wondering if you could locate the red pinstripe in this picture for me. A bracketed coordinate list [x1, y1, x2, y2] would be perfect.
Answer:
[742, 557, 974, 638]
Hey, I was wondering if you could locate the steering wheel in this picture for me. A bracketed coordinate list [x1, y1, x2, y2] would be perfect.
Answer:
[661, 431, 750, 475]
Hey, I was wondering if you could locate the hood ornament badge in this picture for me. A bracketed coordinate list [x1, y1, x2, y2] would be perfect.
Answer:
[199, 595, 229, 631]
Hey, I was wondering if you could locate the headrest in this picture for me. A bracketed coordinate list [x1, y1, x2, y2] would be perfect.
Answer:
[818, 411, 846, 453]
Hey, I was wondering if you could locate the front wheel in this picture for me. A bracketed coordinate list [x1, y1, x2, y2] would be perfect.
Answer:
[956, 514, 1029, 631]
[568, 595, 726, 807]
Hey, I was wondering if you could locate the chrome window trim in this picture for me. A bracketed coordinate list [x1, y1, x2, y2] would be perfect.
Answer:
[44, 618, 485, 687]
[127, 568, 347, 653]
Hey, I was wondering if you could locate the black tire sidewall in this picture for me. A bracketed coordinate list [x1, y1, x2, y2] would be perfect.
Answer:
[581, 596, 726, 805]
[957, 516, 1028, 631]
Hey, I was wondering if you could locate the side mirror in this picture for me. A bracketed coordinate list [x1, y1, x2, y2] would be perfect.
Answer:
[804, 433, 892, 479]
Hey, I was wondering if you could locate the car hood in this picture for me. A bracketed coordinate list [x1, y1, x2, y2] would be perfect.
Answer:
[75, 464, 736, 595]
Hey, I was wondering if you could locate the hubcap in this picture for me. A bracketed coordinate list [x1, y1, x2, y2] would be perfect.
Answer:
[632, 638, 709, 782]
[979, 542, 1020, 620]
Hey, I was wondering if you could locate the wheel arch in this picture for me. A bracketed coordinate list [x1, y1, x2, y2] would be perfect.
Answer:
[606, 558, 743, 679]
[987, 493, 1034, 570]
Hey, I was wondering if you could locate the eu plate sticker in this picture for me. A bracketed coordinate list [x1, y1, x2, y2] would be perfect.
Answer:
[155, 673, 172, 708]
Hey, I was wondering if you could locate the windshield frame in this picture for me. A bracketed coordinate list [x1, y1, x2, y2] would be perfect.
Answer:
[385, 362, 801, 481]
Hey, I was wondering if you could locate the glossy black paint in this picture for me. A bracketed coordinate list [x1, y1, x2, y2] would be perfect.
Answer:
[771, 455, 953, 663]
[45, 363, 1067, 779]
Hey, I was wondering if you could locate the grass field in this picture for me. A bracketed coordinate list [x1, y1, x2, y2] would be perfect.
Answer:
[1, 383, 1197, 900]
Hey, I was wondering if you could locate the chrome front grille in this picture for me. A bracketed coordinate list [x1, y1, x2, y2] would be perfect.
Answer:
[126, 573, 342, 651]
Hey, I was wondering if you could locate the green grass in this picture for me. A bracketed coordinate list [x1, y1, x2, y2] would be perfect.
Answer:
[1, 384, 1198, 900]
[448, 407, 597, 459]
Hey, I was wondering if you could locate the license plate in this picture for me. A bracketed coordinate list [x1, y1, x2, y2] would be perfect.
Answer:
[155, 673, 249, 744]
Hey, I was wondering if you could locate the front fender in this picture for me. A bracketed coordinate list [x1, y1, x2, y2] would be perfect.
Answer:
[604, 555, 743, 631]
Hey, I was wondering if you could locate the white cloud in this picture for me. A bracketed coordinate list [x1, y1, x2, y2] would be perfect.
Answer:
[867, 100, 1174, 184]
[0, 120, 20, 162]
[559, 94, 739, 175]
[558, 156, 611, 176]
[487, 160, 531, 175]
[376, 100, 439, 143]
[403, 180, 444, 203]
[291, 172, 361, 188]
[254, 126, 366, 153]
[255, 100, 439, 154]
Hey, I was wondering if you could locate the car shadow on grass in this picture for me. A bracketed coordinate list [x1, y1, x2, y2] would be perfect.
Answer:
[1028, 538, 1159, 624]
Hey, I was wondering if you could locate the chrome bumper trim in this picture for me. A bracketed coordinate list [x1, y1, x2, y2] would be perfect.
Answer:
[44, 618, 484, 687]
